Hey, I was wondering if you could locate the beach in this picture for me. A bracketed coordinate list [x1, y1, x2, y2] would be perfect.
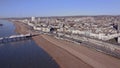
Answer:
[13, 21, 120, 68]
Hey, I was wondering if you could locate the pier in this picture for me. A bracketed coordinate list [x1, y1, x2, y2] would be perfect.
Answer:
[0, 33, 39, 44]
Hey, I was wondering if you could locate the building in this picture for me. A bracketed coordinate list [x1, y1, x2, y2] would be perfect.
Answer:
[118, 23, 120, 43]
[37, 18, 41, 23]
[118, 23, 120, 33]
[118, 37, 120, 43]
[31, 17, 35, 22]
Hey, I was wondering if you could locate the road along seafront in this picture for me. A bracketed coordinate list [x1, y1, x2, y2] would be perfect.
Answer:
[13, 21, 120, 68]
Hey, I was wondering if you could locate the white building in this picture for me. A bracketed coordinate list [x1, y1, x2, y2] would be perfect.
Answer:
[118, 37, 120, 43]
[98, 33, 105, 40]
[33, 26, 42, 31]
[42, 27, 50, 32]
[31, 17, 35, 22]
[57, 28, 64, 32]
[28, 22, 34, 27]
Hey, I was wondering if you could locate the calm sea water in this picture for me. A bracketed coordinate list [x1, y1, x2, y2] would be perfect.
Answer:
[0, 20, 59, 68]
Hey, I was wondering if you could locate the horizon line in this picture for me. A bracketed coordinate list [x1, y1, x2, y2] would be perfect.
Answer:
[1, 14, 120, 18]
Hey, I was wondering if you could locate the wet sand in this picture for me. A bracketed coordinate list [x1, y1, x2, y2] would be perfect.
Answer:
[13, 21, 120, 68]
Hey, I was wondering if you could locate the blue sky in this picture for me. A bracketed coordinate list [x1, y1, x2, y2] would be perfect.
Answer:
[0, 0, 120, 17]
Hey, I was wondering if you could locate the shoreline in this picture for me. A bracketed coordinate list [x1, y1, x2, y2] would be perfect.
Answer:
[12, 21, 93, 68]
[12, 21, 120, 68]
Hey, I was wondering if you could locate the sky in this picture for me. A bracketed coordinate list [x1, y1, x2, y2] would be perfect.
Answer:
[0, 0, 120, 17]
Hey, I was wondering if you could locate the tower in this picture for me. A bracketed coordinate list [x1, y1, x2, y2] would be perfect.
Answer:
[31, 17, 35, 22]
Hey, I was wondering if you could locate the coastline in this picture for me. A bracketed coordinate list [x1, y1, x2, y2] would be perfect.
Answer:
[12, 21, 93, 68]
[12, 21, 120, 68]
[13, 21, 29, 34]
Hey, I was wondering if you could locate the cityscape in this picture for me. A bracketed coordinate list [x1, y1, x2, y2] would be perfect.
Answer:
[0, 0, 120, 68]
[12, 16, 120, 43]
